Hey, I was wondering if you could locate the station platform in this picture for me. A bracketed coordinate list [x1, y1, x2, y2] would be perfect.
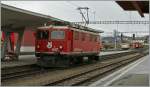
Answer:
[90, 54, 150, 87]
[1, 55, 36, 69]
[100, 50, 131, 56]
[1, 50, 131, 69]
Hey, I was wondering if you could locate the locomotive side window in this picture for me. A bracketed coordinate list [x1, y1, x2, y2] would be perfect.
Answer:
[51, 31, 65, 39]
[90, 34, 93, 41]
[36, 30, 49, 39]
[97, 36, 100, 41]
[94, 36, 97, 42]
[74, 31, 79, 40]
[82, 33, 86, 41]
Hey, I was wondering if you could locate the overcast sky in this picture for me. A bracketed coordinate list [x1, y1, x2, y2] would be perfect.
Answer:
[2, 1, 149, 36]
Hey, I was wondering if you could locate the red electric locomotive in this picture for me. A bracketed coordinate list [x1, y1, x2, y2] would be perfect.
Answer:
[35, 25, 103, 67]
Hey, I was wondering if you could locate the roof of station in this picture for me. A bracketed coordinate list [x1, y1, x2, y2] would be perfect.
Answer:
[116, 1, 149, 17]
[1, 4, 103, 33]
[1, 3, 68, 29]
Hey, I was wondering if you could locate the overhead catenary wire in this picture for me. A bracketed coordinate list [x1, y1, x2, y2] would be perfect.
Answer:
[66, 1, 96, 22]
[65, 1, 148, 36]
[66, 1, 96, 13]
[72, 20, 149, 24]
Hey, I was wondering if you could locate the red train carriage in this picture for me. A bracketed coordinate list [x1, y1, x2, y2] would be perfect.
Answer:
[131, 41, 143, 49]
[35, 25, 103, 67]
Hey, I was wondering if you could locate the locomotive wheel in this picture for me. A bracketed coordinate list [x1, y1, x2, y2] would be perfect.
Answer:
[76, 57, 83, 64]
[68, 56, 84, 66]
[87, 55, 99, 63]
[87, 56, 93, 63]
[94, 56, 99, 61]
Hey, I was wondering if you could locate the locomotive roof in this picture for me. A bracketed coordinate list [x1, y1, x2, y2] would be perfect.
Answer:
[38, 24, 103, 33]
[69, 23, 104, 33]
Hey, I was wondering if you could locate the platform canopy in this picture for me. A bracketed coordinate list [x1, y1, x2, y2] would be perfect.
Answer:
[1, 3, 103, 33]
[116, 1, 149, 17]
[1, 4, 69, 29]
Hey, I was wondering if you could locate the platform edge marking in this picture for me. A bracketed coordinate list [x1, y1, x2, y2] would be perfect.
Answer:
[90, 55, 148, 86]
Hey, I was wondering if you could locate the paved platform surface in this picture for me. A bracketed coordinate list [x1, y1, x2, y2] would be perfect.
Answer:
[1, 50, 130, 69]
[1, 55, 36, 69]
[100, 50, 131, 56]
[90, 55, 149, 87]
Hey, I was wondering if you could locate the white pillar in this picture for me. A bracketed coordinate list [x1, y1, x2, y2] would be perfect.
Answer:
[14, 31, 24, 60]
[1, 32, 10, 60]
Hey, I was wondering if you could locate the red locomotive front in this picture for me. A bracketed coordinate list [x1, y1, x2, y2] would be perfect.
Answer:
[35, 25, 102, 67]
[35, 27, 71, 55]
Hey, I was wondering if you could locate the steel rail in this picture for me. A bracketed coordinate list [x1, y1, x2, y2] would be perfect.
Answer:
[46, 53, 142, 86]
[2, 51, 146, 85]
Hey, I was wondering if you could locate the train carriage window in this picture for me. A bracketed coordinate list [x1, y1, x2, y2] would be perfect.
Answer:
[74, 31, 79, 40]
[51, 31, 65, 39]
[36, 30, 49, 39]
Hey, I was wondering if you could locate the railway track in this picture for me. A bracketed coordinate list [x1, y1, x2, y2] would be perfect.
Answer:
[1, 51, 134, 81]
[1, 64, 41, 80]
[1, 50, 147, 86]
[46, 53, 145, 86]
[2, 64, 62, 81]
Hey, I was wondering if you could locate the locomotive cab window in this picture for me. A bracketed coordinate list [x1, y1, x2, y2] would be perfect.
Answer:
[36, 30, 49, 39]
[51, 30, 65, 39]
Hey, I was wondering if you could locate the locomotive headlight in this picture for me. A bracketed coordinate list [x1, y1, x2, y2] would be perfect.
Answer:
[37, 45, 40, 48]
[59, 45, 63, 49]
